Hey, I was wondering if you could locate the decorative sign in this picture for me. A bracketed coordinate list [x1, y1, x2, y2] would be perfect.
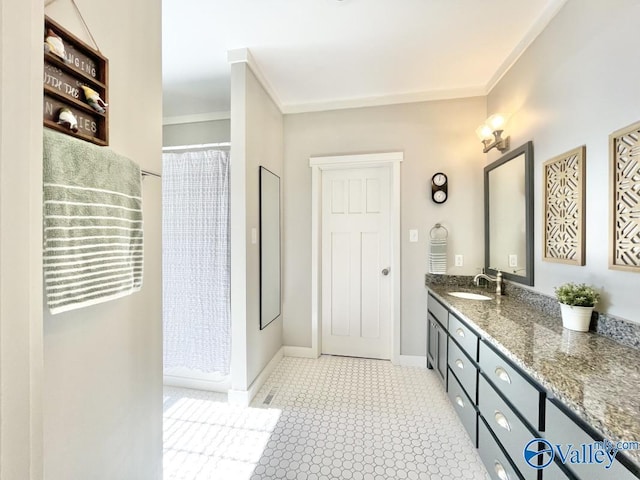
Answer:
[543, 146, 586, 265]
[43, 16, 108, 145]
[609, 121, 640, 272]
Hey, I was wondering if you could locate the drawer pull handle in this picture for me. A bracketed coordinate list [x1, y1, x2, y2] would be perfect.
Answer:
[455, 395, 464, 408]
[494, 461, 510, 480]
[455, 359, 464, 370]
[495, 367, 511, 384]
[456, 328, 465, 338]
[494, 411, 511, 431]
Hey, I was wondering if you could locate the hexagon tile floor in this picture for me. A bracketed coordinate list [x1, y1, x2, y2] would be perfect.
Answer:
[164, 355, 490, 480]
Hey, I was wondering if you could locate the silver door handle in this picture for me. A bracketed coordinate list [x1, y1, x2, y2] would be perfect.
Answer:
[454, 395, 464, 408]
[382, 268, 390, 276]
[494, 461, 510, 480]
[494, 410, 511, 431]
[495, 367, 511, 384]
[455, 328, 465, 338]
[455, 359, 464, 370]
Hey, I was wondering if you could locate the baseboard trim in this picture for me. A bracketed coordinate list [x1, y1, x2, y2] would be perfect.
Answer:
[397, 355, 427, 368]
[283, 346, 319, 358]
[163, 367, 231, 392]
[228, 346, 284, 406]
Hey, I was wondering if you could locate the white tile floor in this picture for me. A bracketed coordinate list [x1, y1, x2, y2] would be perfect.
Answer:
[164, 355, 490, 480]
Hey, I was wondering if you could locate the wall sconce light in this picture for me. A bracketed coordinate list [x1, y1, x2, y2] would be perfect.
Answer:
[476, 114, 510, 153]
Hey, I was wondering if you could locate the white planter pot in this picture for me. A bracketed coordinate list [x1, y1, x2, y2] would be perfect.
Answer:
[559, 303, 594, 332]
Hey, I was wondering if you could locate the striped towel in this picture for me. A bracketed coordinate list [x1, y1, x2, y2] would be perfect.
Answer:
[43, 129, 143, 314]
[429, 238, 448, 274]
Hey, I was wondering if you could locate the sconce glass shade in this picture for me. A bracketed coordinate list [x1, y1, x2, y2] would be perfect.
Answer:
[486, 113, 507, 131]
[476, 123, 494, 141]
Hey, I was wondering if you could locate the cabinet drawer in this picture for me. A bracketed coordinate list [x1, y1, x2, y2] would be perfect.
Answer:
[479, 341, 543, 430]
[545, 400, 640, 480]
[479, 376, 539, 480]
[428, 293, 448, 328]
[448, 338, 478, 402]
[542, 460, 575, 480]
[449, 314, 479, 361]
[479, 418, 523, 480]
[448, 372, 477, 446]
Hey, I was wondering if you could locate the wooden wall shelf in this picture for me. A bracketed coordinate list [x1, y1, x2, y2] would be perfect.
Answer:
[43, 16, 109, 146]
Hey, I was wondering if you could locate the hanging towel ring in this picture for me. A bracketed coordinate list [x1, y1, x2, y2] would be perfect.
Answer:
[430, 223, 448, 240]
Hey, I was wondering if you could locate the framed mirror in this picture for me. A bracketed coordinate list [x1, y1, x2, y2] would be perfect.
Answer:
[484, 141, 534, 286]
[259, 166, 281, 329]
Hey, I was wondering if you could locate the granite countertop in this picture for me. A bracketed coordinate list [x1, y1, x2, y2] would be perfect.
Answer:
[426, 282, 640, 467]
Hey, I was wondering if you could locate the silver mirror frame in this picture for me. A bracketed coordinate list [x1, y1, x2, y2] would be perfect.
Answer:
[484, 141, 534, 286]
[259, 166, 281, 329]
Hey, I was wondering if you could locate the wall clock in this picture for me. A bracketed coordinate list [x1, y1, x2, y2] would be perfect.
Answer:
[431, 172, 448, 204]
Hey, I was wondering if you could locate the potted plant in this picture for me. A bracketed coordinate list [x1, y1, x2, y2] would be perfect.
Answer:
[554, 282, 600, 332]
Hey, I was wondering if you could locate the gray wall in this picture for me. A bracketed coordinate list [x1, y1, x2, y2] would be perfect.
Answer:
[488, 0, 640, 324]
[231, 63, 284, 391]
[282, 97, 487, 355]
[43, 1, 164, 478]
[163, 119, 230, 146]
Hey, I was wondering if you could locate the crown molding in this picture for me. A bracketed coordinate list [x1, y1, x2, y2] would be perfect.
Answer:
[227, 47, 283, 113]
[486, 0, 568, 93]
[281, 86, 487, 114]
[162, 111, 231, 125]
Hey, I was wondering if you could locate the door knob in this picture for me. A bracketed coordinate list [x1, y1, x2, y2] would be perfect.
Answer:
[382, 268, 390, 276]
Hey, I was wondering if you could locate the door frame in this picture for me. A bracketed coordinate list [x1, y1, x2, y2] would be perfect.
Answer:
[309, 152, 403, 363]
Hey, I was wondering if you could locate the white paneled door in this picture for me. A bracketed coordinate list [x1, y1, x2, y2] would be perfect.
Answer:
[321, 166, 391, 359]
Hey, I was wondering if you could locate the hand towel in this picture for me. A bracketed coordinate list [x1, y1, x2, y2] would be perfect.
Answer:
[429, 238, 448, 274]
[43, 128, 143, 314]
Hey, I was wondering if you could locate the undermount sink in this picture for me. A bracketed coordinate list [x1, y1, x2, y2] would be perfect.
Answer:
[447, 291, 492, 301]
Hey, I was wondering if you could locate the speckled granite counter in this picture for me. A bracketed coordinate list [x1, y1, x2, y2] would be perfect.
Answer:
[426, 282, 640, 467]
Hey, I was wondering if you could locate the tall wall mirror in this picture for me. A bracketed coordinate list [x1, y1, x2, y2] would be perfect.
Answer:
[484, 141, 534, 286]
[259, 166, 281, 329]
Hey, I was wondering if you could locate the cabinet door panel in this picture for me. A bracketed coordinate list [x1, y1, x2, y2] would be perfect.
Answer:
[448, 371, 478, 446]
[448, 338, 478, 403]
[546, 400, 639, 480]
[479, 341, 543, 430]
[478, 418, 523, 480]
[428, 293, 448, 328]
[449, 313, 479, 361]
[479, 376, 539, 480]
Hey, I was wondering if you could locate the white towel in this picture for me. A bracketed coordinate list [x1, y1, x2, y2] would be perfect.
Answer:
[429, 238, 448, 274]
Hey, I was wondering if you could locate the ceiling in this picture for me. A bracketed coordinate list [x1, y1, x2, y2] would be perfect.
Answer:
[162, 0, 566, 121]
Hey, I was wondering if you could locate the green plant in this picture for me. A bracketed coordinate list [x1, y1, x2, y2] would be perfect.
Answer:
[554, 282, 600, 307]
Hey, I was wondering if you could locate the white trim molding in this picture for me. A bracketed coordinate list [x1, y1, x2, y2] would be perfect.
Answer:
[283, 346, 319, 359]
[309, 152, 403, 364]
[163, 368, 231, 393]
[228, 346, 284, 406]
[397, 355, 428, 369]
[162, 111, 231, 125]
[228, 48, 283, 113]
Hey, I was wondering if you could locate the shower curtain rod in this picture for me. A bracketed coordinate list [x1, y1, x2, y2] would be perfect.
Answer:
[162, 142, 231, 152]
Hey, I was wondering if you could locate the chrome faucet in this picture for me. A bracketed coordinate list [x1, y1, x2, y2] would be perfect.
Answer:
[473, 270, 503, 295]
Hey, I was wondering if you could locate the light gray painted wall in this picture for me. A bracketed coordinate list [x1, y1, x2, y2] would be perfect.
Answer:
[230, 63, 284, 391]
[163, 119, 230, 146]
[487, 0, 640, 324]
[0, 0, 44, 477]
[42, 1, 163, 478]
[283, 97, 487, 355]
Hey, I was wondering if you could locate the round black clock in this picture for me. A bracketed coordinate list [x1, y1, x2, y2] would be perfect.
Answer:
[431, 172, 448, 204]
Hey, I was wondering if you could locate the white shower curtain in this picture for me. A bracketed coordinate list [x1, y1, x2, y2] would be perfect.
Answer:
[162, 149, 230, 374]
